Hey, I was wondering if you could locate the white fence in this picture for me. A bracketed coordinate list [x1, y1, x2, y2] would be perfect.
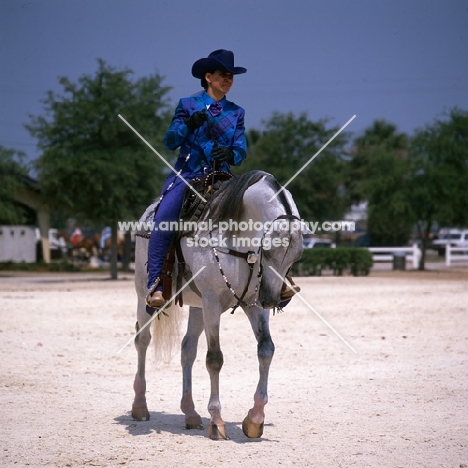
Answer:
[367, 243, 420, 269]
[445, 244, 468, 266]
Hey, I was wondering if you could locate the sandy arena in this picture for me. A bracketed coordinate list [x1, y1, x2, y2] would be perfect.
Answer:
[1, 267, 467, 467]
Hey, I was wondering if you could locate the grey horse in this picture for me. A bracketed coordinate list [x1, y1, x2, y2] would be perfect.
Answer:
[131, 170, 304, 439]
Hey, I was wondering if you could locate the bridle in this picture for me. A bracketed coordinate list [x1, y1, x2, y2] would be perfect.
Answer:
[211, 213, 301, 313]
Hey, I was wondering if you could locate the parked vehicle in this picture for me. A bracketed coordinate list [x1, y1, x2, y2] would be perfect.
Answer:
[431, 229, 468, 256]
[303, 236, 335, 249]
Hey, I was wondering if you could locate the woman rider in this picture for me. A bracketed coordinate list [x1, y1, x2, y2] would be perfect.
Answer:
[146, 49, 299, 308]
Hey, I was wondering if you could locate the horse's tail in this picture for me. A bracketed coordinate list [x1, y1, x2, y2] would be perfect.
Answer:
[151, 301, 183, 365]
[134, 234, 183, 365]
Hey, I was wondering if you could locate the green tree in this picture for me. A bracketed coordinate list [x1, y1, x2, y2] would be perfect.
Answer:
[408, 108, 468, 269]
[0, 146, 31, 224]
[26, 59, 172, 278]
[348, 120, 412, 246]
[239, 112, 350, 224]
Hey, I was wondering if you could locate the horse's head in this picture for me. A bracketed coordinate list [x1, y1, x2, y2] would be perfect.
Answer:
[209, 170, 305, 309]
[240, 172, 304, 309]
[257, 214, 304, 309]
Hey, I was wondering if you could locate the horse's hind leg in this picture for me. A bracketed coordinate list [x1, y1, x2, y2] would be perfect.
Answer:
[132, 298, 151, 421]
[180, 306, 204, 430]
[241, 305, 275, 438]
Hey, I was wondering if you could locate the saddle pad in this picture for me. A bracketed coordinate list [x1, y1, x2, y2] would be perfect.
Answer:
[135, 198, 160, 238]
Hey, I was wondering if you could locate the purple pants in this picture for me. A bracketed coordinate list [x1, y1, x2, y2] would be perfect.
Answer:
[147, 171, 201, 291]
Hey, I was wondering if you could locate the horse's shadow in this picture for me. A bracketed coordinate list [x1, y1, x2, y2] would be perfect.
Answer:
[114, 411, 277, 444]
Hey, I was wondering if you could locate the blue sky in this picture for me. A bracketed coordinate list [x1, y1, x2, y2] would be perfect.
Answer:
[1, 0, 467, 162]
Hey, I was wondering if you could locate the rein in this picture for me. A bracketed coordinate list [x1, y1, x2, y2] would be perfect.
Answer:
[212, 246, 260, 314]
[212, 213, 300, 313]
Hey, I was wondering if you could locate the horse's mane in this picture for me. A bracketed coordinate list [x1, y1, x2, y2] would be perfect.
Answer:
[210, 170, 291, 223]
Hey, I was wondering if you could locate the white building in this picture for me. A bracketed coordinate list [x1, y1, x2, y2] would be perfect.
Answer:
[0, 225, 37, 262]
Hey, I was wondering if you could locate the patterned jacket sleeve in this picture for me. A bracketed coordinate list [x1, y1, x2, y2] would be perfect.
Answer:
[163, 99, 190, 150]
[230, 106, 247, 166]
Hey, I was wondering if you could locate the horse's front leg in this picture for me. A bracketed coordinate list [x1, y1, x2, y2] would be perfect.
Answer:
[180, 306, 204, 430]
[202, 302, 227, 440]
[241, 305, 275, 438]
[132, 298, 151, 421]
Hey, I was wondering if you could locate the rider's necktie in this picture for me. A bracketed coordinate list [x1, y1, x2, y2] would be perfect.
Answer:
[209, 101, 222, 117]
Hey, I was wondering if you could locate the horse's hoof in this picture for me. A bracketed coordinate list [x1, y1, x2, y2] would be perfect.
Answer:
[242, 415, 264, 438]
[132, 405, 150, 421]
[208, 423, 228, 440]
[185, 415, 204, 430]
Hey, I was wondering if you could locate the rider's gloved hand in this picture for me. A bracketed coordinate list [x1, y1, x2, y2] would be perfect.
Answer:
[185, 111, 207, 131]
[211, 146, 234, 163]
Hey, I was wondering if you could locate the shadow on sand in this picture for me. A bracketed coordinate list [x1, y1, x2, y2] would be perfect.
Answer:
[114, 411, 277, 444]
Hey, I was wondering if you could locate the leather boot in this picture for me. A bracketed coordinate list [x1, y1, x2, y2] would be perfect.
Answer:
[280, 275, 301, 300]
[146, 290, 166, 308]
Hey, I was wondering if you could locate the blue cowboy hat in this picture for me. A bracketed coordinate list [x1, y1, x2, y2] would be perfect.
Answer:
[191, 49, 247, 79]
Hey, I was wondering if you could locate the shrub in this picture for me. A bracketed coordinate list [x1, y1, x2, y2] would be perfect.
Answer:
[293, 248, 373, 276]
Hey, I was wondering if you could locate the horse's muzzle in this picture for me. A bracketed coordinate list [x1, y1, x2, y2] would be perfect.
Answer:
[258, 284, 281, 310]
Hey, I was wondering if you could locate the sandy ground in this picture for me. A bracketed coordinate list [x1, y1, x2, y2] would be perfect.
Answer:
[1, 266, 467, 468]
